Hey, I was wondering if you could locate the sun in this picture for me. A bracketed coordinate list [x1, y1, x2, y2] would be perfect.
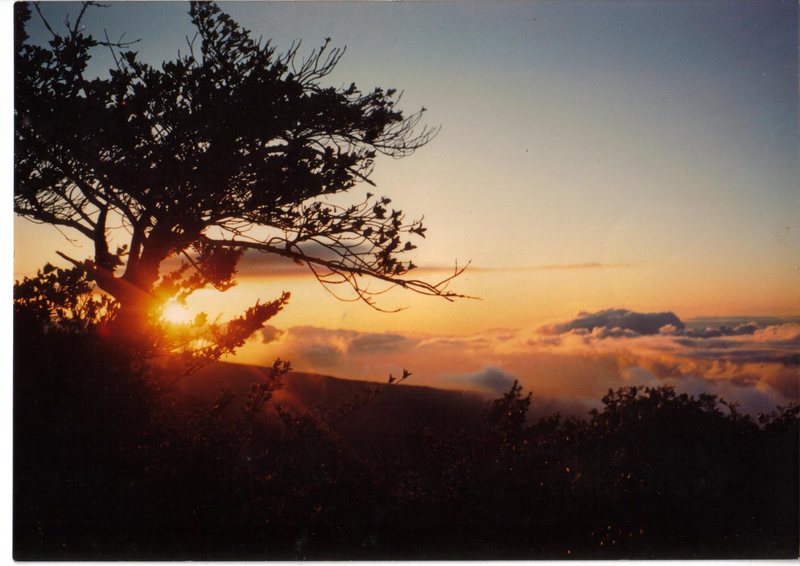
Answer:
[161, 302, 192, 325]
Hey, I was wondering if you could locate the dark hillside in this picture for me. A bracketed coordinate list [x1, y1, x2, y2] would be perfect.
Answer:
[15, 333, 799, 560]
[175, 362, 487, 449]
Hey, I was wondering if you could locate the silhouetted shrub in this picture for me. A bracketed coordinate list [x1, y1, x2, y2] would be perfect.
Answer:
[13, 275, 799, 559]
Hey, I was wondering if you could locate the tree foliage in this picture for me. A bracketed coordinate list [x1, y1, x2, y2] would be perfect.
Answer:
[15, 1, 464, 340]
[14, 262, 117, 334]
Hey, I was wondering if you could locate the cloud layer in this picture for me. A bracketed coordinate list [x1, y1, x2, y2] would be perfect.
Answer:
[247, 309, 799, 416]
[541, 308, 684, 337]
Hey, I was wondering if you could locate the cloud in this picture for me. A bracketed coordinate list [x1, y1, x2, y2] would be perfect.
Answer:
[251, 325, 423, 378]
[530, 314, 800, 404]
[349, 332, 413, 354]
[445, 366, 517, 395]
[303, 343, 345, 368]
[684, 322, 760, 338]
[235, 247, 466, 279]
[416, 328, 518, 351]
[541, 308, 685, 336]
[417, 262, 637, 274]
[283, 326, 414, 355]
[247, 312, 800, 415]
[533, 262, 634, 271]
[663, 323, 800, 369]
[236, 251, 309, 278]
[259, 325, 285, 344]
[236, 242, 384, 278]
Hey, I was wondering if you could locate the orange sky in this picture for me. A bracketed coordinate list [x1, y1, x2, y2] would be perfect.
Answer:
[10, 1, 799, 415]
[15, 216, 800, 339]
[13, 1, 800, 335]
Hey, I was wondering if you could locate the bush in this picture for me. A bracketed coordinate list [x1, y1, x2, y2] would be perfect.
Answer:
[13, 270, 799, 558]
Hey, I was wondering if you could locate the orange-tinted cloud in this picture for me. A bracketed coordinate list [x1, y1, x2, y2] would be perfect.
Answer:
[247, 310, 799, 416]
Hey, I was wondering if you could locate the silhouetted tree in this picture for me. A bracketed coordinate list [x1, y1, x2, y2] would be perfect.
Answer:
[14, 263, 117, 334]
[15, 1, 465, 340]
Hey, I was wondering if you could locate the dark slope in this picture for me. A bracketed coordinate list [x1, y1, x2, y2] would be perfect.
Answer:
[173, 361, 487, 446]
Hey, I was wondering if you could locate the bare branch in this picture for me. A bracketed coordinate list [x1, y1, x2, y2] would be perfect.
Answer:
[201, 234, 473, 310]
[32, 2, 57, 39]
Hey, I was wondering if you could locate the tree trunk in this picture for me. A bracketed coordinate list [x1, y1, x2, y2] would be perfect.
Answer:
[109, 290, 158, 340]
[99, 228, 175, 341]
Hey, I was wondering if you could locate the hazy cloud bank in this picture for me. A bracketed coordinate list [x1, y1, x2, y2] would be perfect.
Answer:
[250, 309, 799, 416]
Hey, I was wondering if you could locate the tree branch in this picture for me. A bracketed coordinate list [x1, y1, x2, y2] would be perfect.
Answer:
[201, 235, 473, 310]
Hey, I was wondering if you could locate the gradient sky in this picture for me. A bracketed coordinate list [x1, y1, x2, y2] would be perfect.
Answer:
[15, 1, 800, 338]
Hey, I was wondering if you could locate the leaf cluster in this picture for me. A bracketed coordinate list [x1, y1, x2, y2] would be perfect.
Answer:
[14, 263, 117, 333]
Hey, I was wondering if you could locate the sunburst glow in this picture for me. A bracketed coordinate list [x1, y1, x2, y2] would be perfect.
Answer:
[161, 302, 192, 325]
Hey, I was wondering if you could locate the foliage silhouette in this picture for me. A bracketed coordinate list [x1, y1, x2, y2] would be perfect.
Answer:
[14, 277, 799, 558]
[14, 262, 117, 334]
[15, 1, 466, 344]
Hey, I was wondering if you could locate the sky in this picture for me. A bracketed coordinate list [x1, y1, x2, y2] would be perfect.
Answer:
[13, 1, 800, 409]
